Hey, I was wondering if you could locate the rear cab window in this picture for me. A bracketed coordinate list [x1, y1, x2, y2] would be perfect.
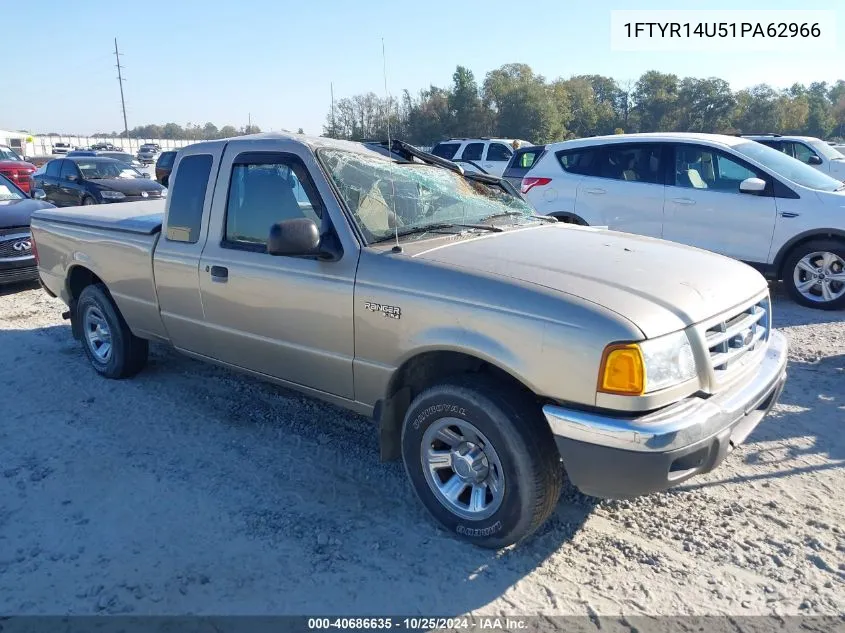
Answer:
[165, 154, 213, 243]
[430, 143, 461, 160]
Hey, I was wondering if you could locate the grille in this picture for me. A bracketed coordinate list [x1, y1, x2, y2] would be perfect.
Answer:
[0, 234, 32, 259]
[704, 296, 770, 375]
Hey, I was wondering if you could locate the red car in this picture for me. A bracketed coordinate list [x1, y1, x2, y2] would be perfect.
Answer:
[0, 145, 36, 195]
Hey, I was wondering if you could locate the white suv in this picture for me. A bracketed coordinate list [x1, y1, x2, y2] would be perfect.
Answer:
[503, 132, 845, 310]
[430, 138, 533, 177]
[742, 134, 845, 181]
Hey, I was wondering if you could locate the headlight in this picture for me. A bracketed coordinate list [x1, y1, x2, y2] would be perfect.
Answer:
[160, 188, 167, 197]
[100, 190, 125, 200]
[598, 331, 697, 396]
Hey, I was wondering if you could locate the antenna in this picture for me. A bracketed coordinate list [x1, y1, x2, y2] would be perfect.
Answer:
[330, 82, 336, 138]
[114, 38, 129, 146]
[381, 38, 401, 253]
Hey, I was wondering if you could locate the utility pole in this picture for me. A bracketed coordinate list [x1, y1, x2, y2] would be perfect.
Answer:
[114, 38, 129, 145]
[248, 112, 252, 133]
[330, 82, 335, 137]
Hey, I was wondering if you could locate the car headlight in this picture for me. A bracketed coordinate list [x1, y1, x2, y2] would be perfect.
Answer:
[100, 190, 125, 200]
[598, 331, 697, 396]
[160, 188, 167, 197]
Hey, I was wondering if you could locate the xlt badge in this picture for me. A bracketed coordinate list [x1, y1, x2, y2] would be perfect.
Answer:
[364, 302, 401, 319]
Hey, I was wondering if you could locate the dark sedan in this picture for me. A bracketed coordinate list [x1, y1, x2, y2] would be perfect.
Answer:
[0, 173, 55, 285]
[33, 157, 167, 207]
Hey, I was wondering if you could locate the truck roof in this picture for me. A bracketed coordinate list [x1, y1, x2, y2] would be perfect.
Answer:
[181, 132, 392, 159]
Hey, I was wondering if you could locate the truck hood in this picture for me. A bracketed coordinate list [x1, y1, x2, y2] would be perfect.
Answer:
[0, 198, 55, 228]
[412, 224, 769, 338]
[0, 160, 36, 170]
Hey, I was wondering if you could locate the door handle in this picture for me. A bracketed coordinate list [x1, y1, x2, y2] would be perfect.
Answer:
[583, 188, 606, 195]
[780, 212, 800, 218]
[209, 265, 229, 282]
[672, 198, 696, 205]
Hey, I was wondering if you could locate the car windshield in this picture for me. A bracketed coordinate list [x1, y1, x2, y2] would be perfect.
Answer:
[0, 176, 25, 200]
[318, 148, 537, 243]
[732, 141, 844, 191]
[75, 159, 142, 179]
[808, 140, 844, 160]
[0, 147, 23, 161]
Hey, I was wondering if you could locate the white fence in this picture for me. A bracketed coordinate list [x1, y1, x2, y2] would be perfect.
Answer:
[24, 135, 194, 158]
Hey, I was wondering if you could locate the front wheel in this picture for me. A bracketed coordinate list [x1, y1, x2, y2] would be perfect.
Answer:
[82, 196, 96, 206]
[401, 377, 562, 548]
[783, 240, 845, 310]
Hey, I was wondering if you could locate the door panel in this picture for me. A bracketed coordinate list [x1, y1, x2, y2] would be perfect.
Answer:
[573, 143, 666, 237]
[662, 144, 776, 263]
[197, 147, 356, 399]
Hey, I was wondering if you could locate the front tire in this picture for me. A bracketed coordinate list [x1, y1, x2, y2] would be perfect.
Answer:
[401, 376, 562, 548]
[76, 284, 148, 378]
[82, 196, 96, 206]
[783, 240, 845, 310]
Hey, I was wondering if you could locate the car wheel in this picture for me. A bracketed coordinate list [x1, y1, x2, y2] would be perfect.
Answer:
[783, 240, 845, 310]
[76, 284, 148, 378]
[82, 196, 96, 205]
[401, 376, 562, 548]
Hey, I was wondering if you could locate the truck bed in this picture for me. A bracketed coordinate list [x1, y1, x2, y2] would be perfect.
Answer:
[32, 200, 165, 235]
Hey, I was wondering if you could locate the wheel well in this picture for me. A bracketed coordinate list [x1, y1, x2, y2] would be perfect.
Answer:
[775, 231, 845, 279]
[549, 212, 587, 225]
[67, 266, 104, 302]
[375, 351, 535, 462]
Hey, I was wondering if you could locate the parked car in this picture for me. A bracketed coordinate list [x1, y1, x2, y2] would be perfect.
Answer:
[430, 138, 533, 177]
[0, 173, 54, 285]
[136, 144, 160, 164]
[51, 142, 71, 155]
[97, 151, 152, 176]
[155, 150, 178, 186]
[504, 132, 845, 310]
[0, 145, 37, 195]
[33, 157, 166, 207]
[30, 133, 787, 548]
[742, 134, 845, 181]
[90, 142, 119, 151]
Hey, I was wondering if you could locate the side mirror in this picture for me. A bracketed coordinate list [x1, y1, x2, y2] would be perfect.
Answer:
[808, 155, 823, 165]
[32, 188, 46, 200]
[739, 177, 766, 194]
[267, 218, 322, 257]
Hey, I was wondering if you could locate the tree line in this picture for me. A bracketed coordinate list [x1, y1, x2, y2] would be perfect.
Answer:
[322, 64, 845, 146]
[82, 122, 264, 140]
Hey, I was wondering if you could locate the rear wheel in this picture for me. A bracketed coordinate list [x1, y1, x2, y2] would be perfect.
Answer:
[783, 240, 845, 310]
[401, 376, 562, 548]
[76, 284, 148, 378]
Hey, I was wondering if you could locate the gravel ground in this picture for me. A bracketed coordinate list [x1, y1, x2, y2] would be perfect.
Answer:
[0, 281, 843, 618]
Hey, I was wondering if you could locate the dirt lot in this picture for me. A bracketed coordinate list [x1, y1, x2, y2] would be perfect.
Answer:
[0, 282, 843, 617]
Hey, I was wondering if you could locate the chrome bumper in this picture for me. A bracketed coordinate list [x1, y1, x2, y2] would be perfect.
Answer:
[543, 330, 788, 498]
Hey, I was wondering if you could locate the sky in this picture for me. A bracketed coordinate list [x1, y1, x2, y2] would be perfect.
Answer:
[2, 0, 842, 136]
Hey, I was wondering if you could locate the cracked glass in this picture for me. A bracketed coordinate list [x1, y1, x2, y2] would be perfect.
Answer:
[318, 149, 537, 243]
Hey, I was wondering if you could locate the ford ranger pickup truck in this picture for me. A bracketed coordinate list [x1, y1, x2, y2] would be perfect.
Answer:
[30, 133, 788, 548]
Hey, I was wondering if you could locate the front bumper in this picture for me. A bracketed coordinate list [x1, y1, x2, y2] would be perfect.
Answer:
[0, 255, 39, 285]
[544, 330, 788, 499]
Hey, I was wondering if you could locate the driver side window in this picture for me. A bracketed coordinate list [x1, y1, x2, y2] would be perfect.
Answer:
[223, 157, 322, 252]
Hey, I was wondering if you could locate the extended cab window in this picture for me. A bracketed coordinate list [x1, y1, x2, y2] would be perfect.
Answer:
[164, 154, 213, 243]
[673, 145, 763, 193]
[224, 156, 321, 251]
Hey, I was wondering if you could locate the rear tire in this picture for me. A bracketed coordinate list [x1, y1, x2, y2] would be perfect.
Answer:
[783, 240, 845, 310]
[76, 284, 148, 378]
[401, 376, 562, 548]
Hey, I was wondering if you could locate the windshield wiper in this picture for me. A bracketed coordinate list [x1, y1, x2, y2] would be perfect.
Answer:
[371, 222, 502, 244]
[482, 210, 556, 223]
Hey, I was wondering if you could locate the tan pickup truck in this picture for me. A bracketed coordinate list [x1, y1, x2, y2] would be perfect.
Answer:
[30, 134, 788, 548]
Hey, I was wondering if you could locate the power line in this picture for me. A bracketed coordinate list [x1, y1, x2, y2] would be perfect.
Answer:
[114, 38, 129, 140]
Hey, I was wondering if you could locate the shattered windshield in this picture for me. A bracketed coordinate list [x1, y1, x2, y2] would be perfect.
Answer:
[318, 148, 536, 243]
